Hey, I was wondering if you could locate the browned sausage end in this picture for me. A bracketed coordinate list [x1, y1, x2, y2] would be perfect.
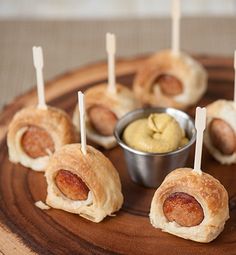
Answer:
[55, 170, 89, 201]
[163, 192, 204, 227]
[21, 125, 55, 158]
[209, 118, 236, 155]
[154, 74, 183, 96]
[88, 106, 118, 136]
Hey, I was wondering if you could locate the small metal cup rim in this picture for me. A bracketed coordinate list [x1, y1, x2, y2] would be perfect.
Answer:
[114, 107, 196, 157]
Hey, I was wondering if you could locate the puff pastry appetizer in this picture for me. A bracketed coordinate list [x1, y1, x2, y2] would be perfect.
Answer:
[150, 168, 229, 243]
[133, 50, 207, 109]
[7, 106, 77, 171]
[45, 143, 123, 222]
[204, 100, 236, 164]
[73, 83, 138, 149]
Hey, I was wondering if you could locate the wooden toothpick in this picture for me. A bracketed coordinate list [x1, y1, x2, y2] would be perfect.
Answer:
[78, 91, 87, 155]
[171, 0, 181, 55]
[193, 107, 206, 174]
[106, 33, 116, 94]
[32, 46, 47, 110]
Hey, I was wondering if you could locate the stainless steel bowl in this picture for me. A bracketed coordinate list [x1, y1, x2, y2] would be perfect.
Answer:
[114, 107, 196, 188]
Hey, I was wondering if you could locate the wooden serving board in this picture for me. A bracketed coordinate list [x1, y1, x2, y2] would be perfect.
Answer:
[0, 55, 236, 255]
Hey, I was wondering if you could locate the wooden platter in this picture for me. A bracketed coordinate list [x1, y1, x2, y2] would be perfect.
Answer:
[0, 55, 236, 255]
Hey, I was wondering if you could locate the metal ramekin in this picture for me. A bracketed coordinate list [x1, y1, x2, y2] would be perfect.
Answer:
[114, 107, 196, 188]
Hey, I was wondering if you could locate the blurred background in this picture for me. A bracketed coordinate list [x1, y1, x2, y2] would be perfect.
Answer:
[1, 0, 236, 18]
[0, 0, 236, 109]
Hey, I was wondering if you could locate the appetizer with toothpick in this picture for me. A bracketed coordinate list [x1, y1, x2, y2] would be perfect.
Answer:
[204, 51, 236, 164]
[45, 92, 123, 222]
[73, 33, 138, 149]
[133, 0, 207, 109]
[150, 107, 229, 243]
[7, 46, 77, 171]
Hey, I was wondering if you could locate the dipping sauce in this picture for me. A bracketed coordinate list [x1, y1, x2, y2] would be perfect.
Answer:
[123, 113, 188, 153]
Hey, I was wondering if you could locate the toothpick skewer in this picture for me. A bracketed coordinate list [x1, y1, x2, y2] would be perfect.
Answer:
[106, 33, 116, 94]
[234, 50, 236, 102]
[171, 0, 181, 55]
[32, 46, 47, 110]
[193, 107, 206, 174]
[78, 91, 87, 155]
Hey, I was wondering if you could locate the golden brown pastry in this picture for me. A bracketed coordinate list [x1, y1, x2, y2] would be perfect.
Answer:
[45, 143, 123, 223]
[133, 50, 207, 109]
[150, 168, 229, 243]
[204, 100, 236, 164]
[7, 106, 77, 171]
[73, 83, 138, 149]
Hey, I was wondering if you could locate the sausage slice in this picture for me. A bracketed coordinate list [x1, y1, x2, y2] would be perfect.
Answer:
[21, 125, 54, 158]
[209, 118, 236, 155]
[154, 74, 183, 96]
[55, 170, 89, 201]
[163, 192, 204, 227]
[88, 106, 118, 136]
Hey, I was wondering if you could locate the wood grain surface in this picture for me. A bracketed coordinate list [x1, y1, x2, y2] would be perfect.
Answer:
[0, 55, 235, 255]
